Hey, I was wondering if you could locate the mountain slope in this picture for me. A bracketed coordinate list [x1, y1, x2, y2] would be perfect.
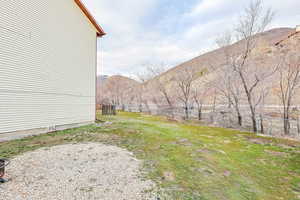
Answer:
[154, 28, 293, 82]
[97, 75, 139, 104]
[98, 27, 299, 107]
[144, 27, 299, 105]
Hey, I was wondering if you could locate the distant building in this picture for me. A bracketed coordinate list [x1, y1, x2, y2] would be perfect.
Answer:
[0, 0, 105, 134]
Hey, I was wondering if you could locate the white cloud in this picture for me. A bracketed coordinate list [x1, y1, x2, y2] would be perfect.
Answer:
[189, 0, 229, 17]
[98, 38, 198, 77]
[83, 0, 300, 76]
[266, 0, 300, 28]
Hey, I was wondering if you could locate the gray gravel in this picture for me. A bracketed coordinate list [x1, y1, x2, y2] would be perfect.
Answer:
[0, 143, 156, 200]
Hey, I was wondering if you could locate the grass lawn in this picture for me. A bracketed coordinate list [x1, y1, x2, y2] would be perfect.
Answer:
[1, 112, 300, 200]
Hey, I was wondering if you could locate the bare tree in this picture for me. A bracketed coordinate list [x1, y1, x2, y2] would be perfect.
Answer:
[217, 66, 244, 126]
[277, 54, 300, 135]
[149, 65, 176, 117]
[135, 66, 158, 112]
[192, 84, 209, 121]
[174, 68, 199, 120]
[157, 82, 174, 108]
[257, 86, 271, 134]
[103, 78, 122, 105]
[231, 0, 275, 132]
[136, 63, 168, 82]
[215, 32, 234, 109]
[215, 32, 244, 126]
[121, 81, 139, 111]
[136, 64, 176, 116]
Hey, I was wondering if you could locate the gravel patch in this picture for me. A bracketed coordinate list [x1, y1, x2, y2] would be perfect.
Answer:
[0, 143, 156, 200]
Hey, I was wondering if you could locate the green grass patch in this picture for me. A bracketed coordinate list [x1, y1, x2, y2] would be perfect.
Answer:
[1, 111, 300, 200]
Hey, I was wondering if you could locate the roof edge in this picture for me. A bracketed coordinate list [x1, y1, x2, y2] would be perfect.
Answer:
[74, 0, 106, 37]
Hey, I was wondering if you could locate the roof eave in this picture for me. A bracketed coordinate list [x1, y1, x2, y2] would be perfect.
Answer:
[74, 0, 106, 37]
[97, 32, 106, 37]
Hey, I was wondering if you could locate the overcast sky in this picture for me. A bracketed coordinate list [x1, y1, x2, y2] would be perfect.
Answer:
[82, 0, 300, 77]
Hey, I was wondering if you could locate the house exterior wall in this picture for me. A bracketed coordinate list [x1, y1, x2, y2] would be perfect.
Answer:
[0, 0, 97, 134]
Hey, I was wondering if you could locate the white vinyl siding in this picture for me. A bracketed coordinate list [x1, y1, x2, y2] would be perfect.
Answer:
[0, 0, 97, 133]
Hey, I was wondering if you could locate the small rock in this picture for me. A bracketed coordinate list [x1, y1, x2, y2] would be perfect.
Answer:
[178, 138, 189, 143]
[162, 171, 175, 181]
[223, 170, 231, 177]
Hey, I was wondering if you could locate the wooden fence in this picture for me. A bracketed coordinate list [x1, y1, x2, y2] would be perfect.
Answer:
[101, 105, 117, 115]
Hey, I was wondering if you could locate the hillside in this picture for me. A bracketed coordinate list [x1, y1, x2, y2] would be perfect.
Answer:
[143, 27, 299, 105]
[98, 27, 300, 107]
[97, 75, 139, 104]
[151, 28, 293, 82]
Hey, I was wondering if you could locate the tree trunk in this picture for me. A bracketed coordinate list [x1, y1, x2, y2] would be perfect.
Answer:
[283, 119, 290, 135]
[260, 114, 264, 134]
[283, 111, 290, 135]
[239, 71, 258, 132]
[145, 102, 151, 113]
[251, 114, 257, 133]
[213, 96, 216, 112]
[297, 115, 300, 136]
[184, 105, 189, 120]
[227, 96, 232, 109]
[234, 103, 242, 126]
[198, 108, 202, 121]
[238, 114, 242, 126]
[249, 104, 257, 132]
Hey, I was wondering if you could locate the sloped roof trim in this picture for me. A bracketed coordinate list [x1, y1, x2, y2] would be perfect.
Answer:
[74, 0, 106, 37]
